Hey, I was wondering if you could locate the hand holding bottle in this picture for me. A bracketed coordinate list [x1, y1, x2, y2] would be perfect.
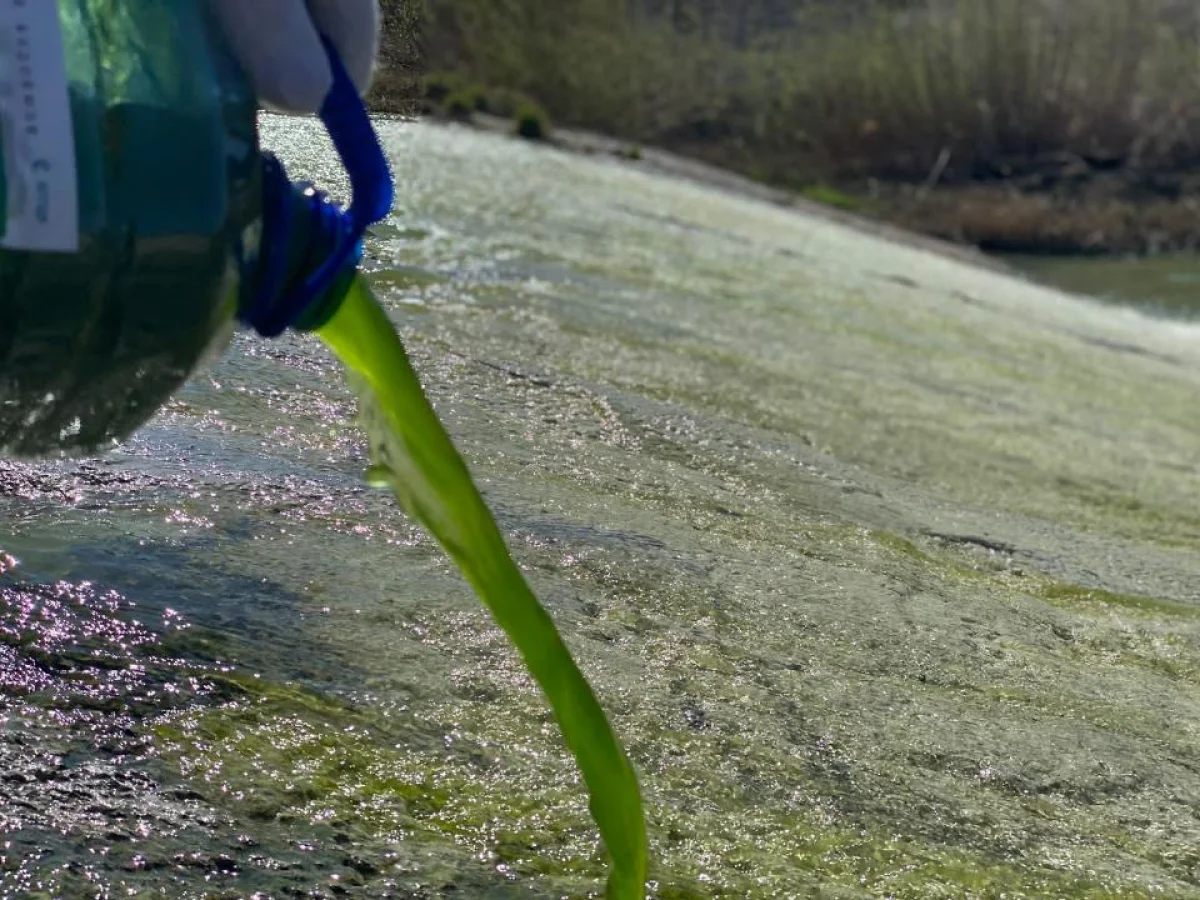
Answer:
[207, 0, 380, 114]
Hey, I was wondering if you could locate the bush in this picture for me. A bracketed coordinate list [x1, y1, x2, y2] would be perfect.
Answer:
[443, 91, 473, 118]
[443, 85, 488, 119]
[421, 71, 465, 105]
[369, 0, 421, 113]
[784, 0, 1200, 181]
[404, 0, 1200, 185]
[801, 183, 863, 211]
[368, 67, 421, 116]
[480, 87, 525, 119]
[514, 102, 551, 140]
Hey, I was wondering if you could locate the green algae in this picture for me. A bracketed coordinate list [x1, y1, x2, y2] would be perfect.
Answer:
[152, 670, 1168, 900]
[16, 116, 1200, 899]
[1039, 582, 1200, 619]
[151, 120, 1200, 897]
[153, 675, 616, 893]
[867, 530, 933, 564]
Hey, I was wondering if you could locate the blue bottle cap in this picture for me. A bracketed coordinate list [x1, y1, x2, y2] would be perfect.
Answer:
[240, 36, 395, 338]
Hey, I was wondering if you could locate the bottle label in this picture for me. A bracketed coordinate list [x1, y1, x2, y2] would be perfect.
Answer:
[0, 1, 78, 252]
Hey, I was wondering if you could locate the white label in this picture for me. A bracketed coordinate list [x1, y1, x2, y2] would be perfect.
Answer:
[0, 0, 77, 252]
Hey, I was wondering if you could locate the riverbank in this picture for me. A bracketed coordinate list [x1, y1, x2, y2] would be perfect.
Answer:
[397, 0, 1200, 259]
[409, 102, 1200, 261]
[866, 167, 1200, 257]
[387, 105, 1013, 276]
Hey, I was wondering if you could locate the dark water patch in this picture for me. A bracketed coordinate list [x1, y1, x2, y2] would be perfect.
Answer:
[0, 458, 179, 511]
[924, 530, 1020, 557]
[366, 221, 433, 242]
[504, 514, 669, 556]
[5, 529, 375, 697]
[0, 575, 227, 724]
[873, 271, 921, 289]
[1069, 331, 1182, 365]
[0, 569, 532, 899]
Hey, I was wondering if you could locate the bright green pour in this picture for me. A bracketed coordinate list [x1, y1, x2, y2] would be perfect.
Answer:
[0, 1, 647, 887]
[317, 275, 648, 899]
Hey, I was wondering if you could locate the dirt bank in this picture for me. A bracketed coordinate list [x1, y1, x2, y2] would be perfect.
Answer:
[868, 162, 1200, 257]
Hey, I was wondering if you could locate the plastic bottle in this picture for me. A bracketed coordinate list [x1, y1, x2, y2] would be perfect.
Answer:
[0, 8, 649, 889]
[0, 0, 392, 457]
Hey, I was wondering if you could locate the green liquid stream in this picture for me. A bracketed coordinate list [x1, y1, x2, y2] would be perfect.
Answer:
[316, 276, 647, 899]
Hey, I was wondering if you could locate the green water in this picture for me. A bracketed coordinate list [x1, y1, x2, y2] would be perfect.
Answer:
[6, 117, 1200, 898]
[316, 277, 646, 898]
[0, 98, 255, 456]
[1006, 253, 1200, 319]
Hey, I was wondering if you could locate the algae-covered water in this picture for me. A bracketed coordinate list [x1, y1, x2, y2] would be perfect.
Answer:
[6, 117, 1200, 898]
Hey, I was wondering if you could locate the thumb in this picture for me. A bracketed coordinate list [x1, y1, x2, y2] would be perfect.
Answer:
[306, 0, 381, 98]
[207, 0, 332, 114]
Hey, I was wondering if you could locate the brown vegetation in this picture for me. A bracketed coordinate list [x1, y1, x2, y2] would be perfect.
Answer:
[377, 0, 1200, 254]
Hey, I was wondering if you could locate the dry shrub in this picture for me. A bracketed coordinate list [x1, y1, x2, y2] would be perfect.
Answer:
[374, 0, 425, 114]
[786, 0, 1200, 180]
[878, 182, 1200, 253]
[400, 0, 1200, 187]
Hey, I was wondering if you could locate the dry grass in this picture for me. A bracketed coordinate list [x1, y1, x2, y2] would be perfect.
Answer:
[371, 0, 424, 114]
[788, 0, 1200, 181]
[379, 0, 1200, 251]
[398, 0, 1200, 182]
[873, 182, 1200, 253]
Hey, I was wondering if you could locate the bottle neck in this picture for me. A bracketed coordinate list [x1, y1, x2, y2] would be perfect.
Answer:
[236, 153, 362, 338]
[232, 37, 392, 340]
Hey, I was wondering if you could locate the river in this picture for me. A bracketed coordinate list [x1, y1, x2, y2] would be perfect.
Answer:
[4, 116, 1200, 899]
[1008, 252, 1200, 320]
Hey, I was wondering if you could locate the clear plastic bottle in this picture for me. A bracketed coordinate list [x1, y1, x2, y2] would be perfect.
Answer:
[0, 0, 390, 457]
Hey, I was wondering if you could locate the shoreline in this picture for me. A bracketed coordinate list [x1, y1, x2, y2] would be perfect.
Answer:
[447, 111, 1023, 278]
[404, 103, 1200, 273]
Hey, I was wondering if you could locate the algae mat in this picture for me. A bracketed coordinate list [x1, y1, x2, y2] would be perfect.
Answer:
[4, 117, 1200, 898]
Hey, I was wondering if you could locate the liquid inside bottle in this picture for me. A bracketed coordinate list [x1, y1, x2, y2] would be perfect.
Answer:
[0, 0, 259, 456]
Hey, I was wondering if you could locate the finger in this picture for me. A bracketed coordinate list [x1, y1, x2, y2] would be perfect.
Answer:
[306, 0, 381, 96]
[207, 0, 333, 114]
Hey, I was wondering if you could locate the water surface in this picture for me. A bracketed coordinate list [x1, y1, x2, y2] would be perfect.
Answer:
[5, 117, 1200, 898]
[1007, 252, 1200, 319]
